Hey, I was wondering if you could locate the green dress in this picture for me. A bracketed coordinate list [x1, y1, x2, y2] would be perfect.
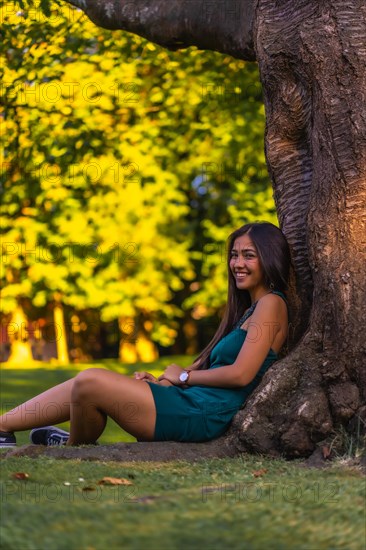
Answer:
[147, 291, 286, 442]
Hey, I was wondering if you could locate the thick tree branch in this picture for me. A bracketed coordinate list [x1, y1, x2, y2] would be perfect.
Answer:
[65, 0, 257, 60]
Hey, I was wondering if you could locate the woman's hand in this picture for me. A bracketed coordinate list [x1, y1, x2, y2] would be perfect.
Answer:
[158, 364, 184, 386]
[134, 371, 157, 383]
[134, 371, 173, 386]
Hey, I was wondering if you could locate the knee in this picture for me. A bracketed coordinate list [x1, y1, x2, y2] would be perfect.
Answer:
[72, 368, 102, 400]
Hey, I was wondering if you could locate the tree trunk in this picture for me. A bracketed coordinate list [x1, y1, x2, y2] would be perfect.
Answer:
[227, 0, 366, 457]
[6, 305, 35, 366]
[118, 317, 158, 363]
[53, 294, 70, 365]
[62, 0, 366, 457]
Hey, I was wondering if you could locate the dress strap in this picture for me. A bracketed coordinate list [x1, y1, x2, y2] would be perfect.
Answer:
[270, 290, 288, 304]
[233, 290, 287, 329]
[233, 302, 257, 329]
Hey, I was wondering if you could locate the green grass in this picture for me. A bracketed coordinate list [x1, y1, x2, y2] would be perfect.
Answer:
[1, 361, 365, 550]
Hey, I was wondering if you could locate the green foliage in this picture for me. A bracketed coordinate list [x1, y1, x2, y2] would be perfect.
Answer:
[1, 0, 277, 350]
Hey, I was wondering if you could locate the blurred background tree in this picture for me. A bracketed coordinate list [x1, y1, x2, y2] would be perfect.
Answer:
[0, 0, 277, 365]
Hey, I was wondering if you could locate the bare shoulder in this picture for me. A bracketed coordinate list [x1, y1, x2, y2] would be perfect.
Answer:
[249, 293, 288, 351]
[251, 292, 288, 324]
[238, 293, 288, 353]
[257, 292, 287, 311]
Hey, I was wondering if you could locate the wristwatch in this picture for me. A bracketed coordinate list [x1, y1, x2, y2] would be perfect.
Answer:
[179, 370, 191, 385]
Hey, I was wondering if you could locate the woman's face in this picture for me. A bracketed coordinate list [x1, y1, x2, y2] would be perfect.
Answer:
[229, 233, 266, 297]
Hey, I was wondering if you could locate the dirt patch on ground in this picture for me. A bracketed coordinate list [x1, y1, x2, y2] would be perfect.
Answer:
[2, 440, 236, 462]
[2, 441, 364, 473]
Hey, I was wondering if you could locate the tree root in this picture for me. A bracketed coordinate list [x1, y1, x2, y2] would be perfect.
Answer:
[225, 343, 337, 458]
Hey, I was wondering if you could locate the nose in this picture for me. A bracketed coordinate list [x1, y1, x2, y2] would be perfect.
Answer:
[233, 255, 245, 268]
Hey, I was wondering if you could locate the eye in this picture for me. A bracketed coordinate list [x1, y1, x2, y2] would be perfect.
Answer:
[244, 253, 256, 260]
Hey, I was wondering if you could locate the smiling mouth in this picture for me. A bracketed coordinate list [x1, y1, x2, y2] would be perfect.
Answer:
[235, 272, 249, 279]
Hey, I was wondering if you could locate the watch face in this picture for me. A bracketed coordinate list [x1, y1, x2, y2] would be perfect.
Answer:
[179, 371, 189, 382]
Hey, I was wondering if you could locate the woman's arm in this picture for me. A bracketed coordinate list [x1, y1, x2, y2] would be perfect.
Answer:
[134, 358, 202, 386]
[186, 358, 202, 371]
[161, 294, 287, 388]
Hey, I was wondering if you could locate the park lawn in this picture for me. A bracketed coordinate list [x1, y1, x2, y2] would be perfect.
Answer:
[1, 361, 365, 550]
[1, 455, 365, 550]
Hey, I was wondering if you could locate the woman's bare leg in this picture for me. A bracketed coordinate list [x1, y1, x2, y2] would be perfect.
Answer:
[0, 369, 157, 444]
[0, 379, 74, 433]
[67, 369, 157, 445]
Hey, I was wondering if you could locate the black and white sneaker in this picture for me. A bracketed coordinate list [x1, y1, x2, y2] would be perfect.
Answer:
[0, 431, 16, 448]
[30, 426, 69, 446]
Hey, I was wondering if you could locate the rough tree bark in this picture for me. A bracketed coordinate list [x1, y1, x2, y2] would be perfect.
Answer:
[62, 0, 366, 457]
[231, 0, 366, 458]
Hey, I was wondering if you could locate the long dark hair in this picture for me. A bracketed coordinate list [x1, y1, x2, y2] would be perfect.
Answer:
[194, 221, 291, 370]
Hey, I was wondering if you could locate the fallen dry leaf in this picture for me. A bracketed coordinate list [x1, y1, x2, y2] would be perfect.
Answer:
[98, 477, 133, 486]
[252, 468, 268, 478]
[322, 446, 331, 459]
[12, 472, 29, 480]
